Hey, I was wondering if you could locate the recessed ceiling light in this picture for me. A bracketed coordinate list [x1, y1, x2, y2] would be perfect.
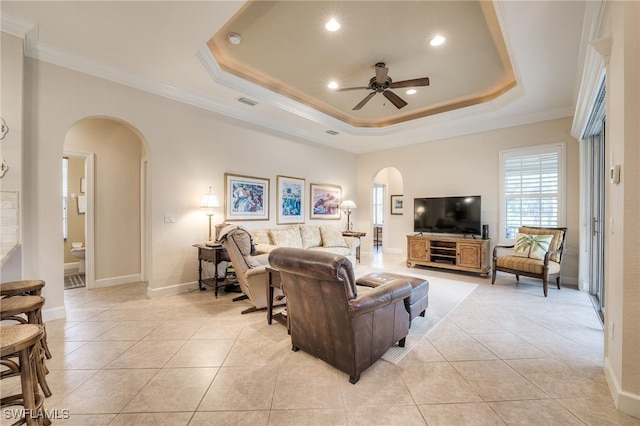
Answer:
[325, 18, 340, 32]
[430, 35, 445, 46]
[406, 89, 417, 95]
[227, 32, 242, 45]
[327, 81, 339, 90]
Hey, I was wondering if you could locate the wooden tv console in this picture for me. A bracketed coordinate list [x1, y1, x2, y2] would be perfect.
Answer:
[406, 234, 491, 277]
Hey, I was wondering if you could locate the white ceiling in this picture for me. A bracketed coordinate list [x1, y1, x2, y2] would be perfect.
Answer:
[1, 1, 587, 153]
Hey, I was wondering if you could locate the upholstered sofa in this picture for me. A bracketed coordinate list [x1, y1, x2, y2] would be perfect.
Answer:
[249, 224, 360, 265]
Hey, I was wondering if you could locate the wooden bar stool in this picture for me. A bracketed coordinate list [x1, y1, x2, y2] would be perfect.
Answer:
[0, 296, 52, 398]
[1, 324, 49, 426]
[0, 280, 51, 360]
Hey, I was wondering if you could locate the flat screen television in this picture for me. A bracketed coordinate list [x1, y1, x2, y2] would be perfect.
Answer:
[413, 196, 482, 235]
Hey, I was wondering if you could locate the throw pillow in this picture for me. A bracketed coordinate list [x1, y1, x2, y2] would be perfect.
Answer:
[512, 233, 531, 257]
[251, 229, 271, 245]
[300, 225, 322, 249]
[513, 233, 554, 260]
[528, 234, 554, 260]
[269, 227, 303, 248]
[320, 225, 347, 248]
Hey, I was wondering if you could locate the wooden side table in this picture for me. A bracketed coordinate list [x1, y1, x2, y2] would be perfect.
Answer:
[193, 244, 230, 298]
[266, 267, 288, 329]
[342, 231, 366, 263]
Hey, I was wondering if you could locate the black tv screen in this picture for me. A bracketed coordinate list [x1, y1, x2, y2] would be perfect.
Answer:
[414, 196, 482, 235]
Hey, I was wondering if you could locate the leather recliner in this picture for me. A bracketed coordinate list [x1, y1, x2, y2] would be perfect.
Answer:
[269, 247, 412, 384]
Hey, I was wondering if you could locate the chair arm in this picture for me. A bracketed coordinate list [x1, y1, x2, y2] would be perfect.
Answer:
[493, 244, 515, 258]
[245, 265, 268, 278]
[543, 248, 563, 265]
[348, 280, 412, 318]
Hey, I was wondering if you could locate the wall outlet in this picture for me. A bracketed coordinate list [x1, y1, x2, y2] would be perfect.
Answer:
[164, 214, 175, 223]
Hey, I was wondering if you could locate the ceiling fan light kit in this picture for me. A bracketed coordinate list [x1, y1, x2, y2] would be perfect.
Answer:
[337, 62, 430, 110]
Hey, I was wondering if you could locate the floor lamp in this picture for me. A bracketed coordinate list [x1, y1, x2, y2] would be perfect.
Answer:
[201, 187, 221, 244]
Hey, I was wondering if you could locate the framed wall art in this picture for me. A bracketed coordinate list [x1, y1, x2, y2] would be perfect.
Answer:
[276, 175, 305, 224]
[224, 173, 270, 221]
[310, 183, 341, 220]
[390, 194, 403, 215]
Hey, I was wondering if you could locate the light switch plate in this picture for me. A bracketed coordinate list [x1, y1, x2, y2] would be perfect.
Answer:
[164, 214, 175, 223]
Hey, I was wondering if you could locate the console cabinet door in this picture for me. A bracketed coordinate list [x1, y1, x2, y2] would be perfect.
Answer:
[409, 239, 429, 261]
[458, 243, 481, 268]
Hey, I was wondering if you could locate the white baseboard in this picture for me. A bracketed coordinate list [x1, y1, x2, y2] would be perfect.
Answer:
[604, 357, 640, 418]
[64, 262, 79, 271]
[147, 281, 198, 298]
[93, 274, 142, 288]
[42, 305, 66, 322]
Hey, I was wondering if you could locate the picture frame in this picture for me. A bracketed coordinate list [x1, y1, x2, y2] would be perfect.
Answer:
[276, 175, 305, 224]
[310, 183, 341, 220]
[390, 194, 403, 215]
[224, 173, 270, 221]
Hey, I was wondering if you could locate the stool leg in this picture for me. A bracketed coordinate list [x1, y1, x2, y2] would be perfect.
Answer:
[34, 341, 52, 398]
[19, 346, 39, 426]
[36, 311, 51, 359]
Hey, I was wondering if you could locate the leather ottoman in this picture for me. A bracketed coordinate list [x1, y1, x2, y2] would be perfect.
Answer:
[356, 272, 429, 327]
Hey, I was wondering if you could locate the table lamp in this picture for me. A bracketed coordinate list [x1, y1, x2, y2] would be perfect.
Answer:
[340, 200, 357, 232]
[201, 187, 221, 244]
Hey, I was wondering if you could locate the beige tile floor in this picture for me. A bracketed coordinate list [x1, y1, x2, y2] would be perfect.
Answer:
[3, 252, 640, 425]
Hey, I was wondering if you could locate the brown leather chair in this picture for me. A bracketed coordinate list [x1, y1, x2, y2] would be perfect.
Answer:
[269, 247, 412, 384]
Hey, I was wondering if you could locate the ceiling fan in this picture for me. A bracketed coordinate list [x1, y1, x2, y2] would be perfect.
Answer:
[337, 62, 430, 110]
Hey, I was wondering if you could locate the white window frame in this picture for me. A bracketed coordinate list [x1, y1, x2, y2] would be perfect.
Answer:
[63, 157, 69, 240]
[498, 142, 566, 243]
[372, 183, 385, 226]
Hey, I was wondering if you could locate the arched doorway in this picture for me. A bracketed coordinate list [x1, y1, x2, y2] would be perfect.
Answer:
[372, 167, 404, 254]
[62, 117, 149, 289]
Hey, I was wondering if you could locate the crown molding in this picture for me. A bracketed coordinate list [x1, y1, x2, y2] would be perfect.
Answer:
[0, 14, 32, 39]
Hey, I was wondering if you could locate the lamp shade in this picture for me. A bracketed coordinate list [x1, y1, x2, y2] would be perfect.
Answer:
[201, 187, 221, 209]
[340, 200, 357, 209]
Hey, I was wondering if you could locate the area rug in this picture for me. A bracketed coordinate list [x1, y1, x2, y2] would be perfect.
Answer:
[64, 274, 86, 290]
[354, 267, 478, 364]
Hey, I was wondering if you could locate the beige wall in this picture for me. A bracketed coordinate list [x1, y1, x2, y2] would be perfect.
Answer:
[601, 0, 640, 414]
[20, 57, 357, 315]
[63, 156, 85, 264]
[357, 117, 581, 285]
[0, 33, 24, 281]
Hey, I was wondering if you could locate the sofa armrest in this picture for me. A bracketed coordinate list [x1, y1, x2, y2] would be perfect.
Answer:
[254, 243, 278, 255]
[348, 280, 412, 318]
[343, 236, 360, 256]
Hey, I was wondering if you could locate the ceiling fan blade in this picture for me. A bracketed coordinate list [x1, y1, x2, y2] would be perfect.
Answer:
[389, 77, 430, 89]
[375, 64, 389, 85]
[383, 90, 408, 109]
[336, 86, 369, 92]
[353, 92, 377, 110]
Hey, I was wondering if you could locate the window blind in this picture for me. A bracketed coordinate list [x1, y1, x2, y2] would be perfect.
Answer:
[502, 147, 562, 239]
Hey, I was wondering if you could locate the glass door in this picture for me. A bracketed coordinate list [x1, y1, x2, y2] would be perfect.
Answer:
[589, 125, 606, 321]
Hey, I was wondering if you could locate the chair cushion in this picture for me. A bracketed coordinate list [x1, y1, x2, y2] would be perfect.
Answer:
[229, 230, 260, 268]
[519, 227, 564, 262]
[320, 226, 347, 248]
[269, 227, 303, 248]
[496, 256, 561, 274]
[300, 225, 322, 249]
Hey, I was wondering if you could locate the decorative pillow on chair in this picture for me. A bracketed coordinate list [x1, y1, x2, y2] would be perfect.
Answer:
[320, 226, 348, 248]
[269, 227, 303, 248]
[513, 233, 554, 260]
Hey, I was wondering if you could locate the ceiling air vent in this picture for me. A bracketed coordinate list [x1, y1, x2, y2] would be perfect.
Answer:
[237, 97, 258, 106]
[326, 130, 339, 136]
